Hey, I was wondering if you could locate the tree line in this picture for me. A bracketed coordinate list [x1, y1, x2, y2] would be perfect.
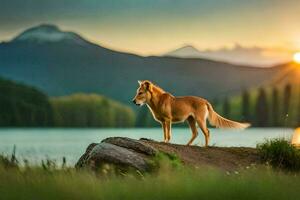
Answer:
[0, 78, 53, 126]
[51, 94, 135, 127]
[217, 84, 300, 127]
[1, 76, 298, 128]
[0, 78, 135, 127]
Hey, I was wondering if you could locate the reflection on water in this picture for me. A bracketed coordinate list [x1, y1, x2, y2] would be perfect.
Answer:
[0, 128, 294, 166]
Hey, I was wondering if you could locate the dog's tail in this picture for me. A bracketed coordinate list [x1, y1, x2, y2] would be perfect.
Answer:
[206, 102, 250, 129]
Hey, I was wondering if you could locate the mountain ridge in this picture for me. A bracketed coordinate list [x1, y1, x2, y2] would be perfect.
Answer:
[165, 44, 291, 67]
[0, 24, 288, 105]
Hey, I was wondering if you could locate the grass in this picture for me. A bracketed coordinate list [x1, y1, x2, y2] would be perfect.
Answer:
[1, 164, 300, 200]
[1, 138, 300, 200]
[257, 138, 300, 171]
[0, 145, 18, 169]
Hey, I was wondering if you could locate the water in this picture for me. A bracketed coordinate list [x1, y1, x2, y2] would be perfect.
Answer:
[0, 128, 293, 166]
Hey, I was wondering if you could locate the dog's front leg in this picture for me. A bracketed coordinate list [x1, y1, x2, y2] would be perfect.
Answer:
[166, 121, 172, 143]
[162, 122, 168, 143]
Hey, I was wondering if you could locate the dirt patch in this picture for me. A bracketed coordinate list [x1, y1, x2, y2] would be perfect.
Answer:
[141, 139, 260, 171]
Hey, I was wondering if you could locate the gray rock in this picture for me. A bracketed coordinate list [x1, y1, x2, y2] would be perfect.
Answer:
[75, 142, 150, 172]
[75, 143, 97, 169]
[102, 137, 158, 156]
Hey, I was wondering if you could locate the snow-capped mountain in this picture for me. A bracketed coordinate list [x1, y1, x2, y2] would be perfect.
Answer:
[166, 45, 203, 58]
[11, 24, 87, 45]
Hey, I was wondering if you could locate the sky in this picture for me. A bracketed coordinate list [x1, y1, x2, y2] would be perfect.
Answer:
[1, 0, 300, 56]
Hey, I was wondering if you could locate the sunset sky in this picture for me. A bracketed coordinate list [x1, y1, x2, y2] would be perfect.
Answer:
[1, 0, 300, 56]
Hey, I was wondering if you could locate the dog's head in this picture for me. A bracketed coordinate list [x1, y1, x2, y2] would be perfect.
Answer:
[132, 80, 153, 106]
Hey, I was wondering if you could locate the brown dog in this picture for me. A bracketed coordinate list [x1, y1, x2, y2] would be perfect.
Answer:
[132, 80, 250, 146]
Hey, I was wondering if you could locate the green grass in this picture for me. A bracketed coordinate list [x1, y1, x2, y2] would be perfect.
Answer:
[1, 165, 300, 200]
[257, 138, 300, 171]
[2, 138, 300, 200]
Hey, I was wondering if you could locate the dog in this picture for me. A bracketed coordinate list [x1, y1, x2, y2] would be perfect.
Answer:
[132, 80, 250, 146]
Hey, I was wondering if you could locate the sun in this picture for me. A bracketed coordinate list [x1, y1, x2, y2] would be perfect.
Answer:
[292, 128, 300, 146]
[293, 52, 300, 64]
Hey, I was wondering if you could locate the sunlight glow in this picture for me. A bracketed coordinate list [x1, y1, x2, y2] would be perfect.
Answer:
[293, 52, 300, 64]
[291, 128, 300, 146]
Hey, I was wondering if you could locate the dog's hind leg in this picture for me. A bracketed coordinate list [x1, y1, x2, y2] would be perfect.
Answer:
[196, 118, 210, 147]
[186, 116, 198, 145]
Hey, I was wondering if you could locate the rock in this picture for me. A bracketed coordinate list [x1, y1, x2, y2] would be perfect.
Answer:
[102, 137, 158, 156]
[75, 142, 150, 172]
[76, 136, 261, 172]
[75, 143, 98, 169]
[139, 138, 156, 142]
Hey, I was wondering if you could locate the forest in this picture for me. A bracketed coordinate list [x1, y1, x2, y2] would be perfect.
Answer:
[0, 78, 53, 126]
[51, 94, 135, 127]
[215, 84, 300, 127]
[0, 78, 135, 127]
[0, 77, 299, 127]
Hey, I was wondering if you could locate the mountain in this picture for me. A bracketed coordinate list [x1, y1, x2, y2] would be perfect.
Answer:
[166, 45, 203, 58]
[165, 44, 291, 67]
[12, 24, 87, 44]
[0, 24, 287, 106]
[268, 62, 300, 86]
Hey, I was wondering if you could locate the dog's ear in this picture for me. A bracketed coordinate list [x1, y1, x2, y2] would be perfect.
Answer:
[138, 80, 142, 85]
[144, 81, 152, 92]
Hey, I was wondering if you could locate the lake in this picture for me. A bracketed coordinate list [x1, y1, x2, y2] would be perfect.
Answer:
[0, 128, 293, 166]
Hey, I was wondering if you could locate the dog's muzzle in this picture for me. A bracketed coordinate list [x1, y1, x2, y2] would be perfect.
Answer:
[132, 99, 138, 105]
[132, 99, 142, 106]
